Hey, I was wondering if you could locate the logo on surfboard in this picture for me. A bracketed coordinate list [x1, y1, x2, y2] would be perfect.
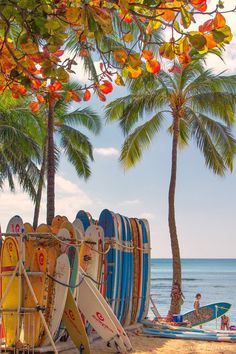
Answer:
[92, 311, 114, 334]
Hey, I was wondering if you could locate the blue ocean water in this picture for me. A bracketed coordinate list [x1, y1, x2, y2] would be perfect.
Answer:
[150, 259, 236, 328]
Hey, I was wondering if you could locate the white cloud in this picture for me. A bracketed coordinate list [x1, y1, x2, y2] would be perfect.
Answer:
[56, 175, 82, 195]
[139, 212, 156, 220]
[94, 147, 119, 157]
[0, 175, 93, 231]
[119, 199, 140, 206]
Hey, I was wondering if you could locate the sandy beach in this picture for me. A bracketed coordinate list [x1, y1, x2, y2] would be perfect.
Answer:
[89, 335, 236, 354]
[61, 334, 236, 354]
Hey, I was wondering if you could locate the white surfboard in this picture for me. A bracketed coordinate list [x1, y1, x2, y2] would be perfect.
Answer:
[6, 215, 24, 234]
[57, 228, 71, 253]
[78, 267, 132, 353]
[43, 254, 70, 345]
[72, 219, 84, 240]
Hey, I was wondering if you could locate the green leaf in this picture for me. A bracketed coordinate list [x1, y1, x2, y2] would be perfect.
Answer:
[181, 7, 191, 29]
[45, 18, 61, 31]
[188, 33, 207, 51]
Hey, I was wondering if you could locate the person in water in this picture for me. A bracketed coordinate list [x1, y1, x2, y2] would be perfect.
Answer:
[194, 293, 202, 329]
[221, 315, 230, 330]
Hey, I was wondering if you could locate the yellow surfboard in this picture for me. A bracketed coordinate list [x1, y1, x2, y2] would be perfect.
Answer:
[79, 239, 92, 273]
[43, 245, 58, 328]
[51, 215, 64, 234]
[24, 247, 49, 347]
[1, 237, 20, 347]
[62, 289, 90, 354]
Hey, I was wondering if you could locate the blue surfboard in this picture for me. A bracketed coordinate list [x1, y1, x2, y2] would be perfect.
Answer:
[183, 302, 231, 327]
[99, 209, 117, 311]
[143, 327, 236, 342]
[76, 210, 91, 231]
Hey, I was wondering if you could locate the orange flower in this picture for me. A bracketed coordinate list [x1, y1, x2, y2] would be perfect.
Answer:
[99, 80, 113, 94]
[146, 60, 161, 74]
[30, 101, 39, 112]
[37, 94, 45, 103]
[48, 81, 62, 92]
[53, 50, 64, 57]
[83, 90, 91, 101]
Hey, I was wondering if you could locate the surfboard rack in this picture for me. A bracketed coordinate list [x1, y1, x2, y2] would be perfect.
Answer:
[0, 233, 68, 354]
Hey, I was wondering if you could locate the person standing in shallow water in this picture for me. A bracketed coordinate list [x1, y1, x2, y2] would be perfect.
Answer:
[194, 293, 202, 329]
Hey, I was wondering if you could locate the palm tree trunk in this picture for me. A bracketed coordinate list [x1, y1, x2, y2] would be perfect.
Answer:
[33, 141, 47, 229]
[47, 96, 55, 225]
[168, 114, 182, 315]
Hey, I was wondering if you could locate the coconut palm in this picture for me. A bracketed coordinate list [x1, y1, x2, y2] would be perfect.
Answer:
[33, 82, 101, 227]
[106, 61, 236, 314]
[0, 94, 41, 200]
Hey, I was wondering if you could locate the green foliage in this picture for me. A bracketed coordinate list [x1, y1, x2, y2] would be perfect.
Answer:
[0, 94, 41, 199]
[106, 60, 236, 175]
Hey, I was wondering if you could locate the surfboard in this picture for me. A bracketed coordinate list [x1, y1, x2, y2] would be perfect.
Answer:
[138, 219, 150, 322]
[99, 209, 118, 312]
[62, 289, 90, 353]
[80, 225, 102, 284]
[143, 320, 236, 335]
[1, 237, 20, 347]
[143, 326, 236, 342]
[23, 223, 34, 271]
[78, 267, 132, 353]
[76, 211, 91, 231]
[135, 219, 143, 323]
[1, 216, 24, 346]
[41, 244, 59, 343]
[67, 246, 79, 295]
[6, 215, 24, 235]
[142, 219, 151, 320]
[60, 221, 77, 240]
[123, 217, 133, 327]
[57, 228, 73, 253]
[43, 254, 70, 346]
[24, 247, 49, 347]
[183, 302, 232, 327]
[51, 215, 64, 234]
[72, 219, 84, 240]
[114, 214, 122, 319]
[130, 218, 141, 324]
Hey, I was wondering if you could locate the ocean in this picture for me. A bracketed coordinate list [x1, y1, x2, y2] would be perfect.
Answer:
[150, 259, 236, 328]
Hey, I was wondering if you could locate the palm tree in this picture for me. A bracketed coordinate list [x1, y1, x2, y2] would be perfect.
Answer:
[106, 61, 236, 314]
[0, 93, 41, 200]
[33, 82, 101, 227]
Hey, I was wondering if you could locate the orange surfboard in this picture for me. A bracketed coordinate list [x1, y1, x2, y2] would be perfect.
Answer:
[24, 247, 49, 347]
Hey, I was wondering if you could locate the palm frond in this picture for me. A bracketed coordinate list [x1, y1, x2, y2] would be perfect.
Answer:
[120, 112, 165, 169]
[62, 108, 101, 135]
[60, 129, 92, 179]
[59, 125, 94, 161]
[106, 90, 168, 134]
[187, 108, 236, 175]
[188, 92, 236, 126]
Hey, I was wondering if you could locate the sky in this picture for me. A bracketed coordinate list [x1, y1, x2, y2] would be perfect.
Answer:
[1, 1, 236, 258]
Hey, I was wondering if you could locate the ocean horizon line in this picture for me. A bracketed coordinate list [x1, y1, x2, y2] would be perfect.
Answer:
[151, 257, 236, 260]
